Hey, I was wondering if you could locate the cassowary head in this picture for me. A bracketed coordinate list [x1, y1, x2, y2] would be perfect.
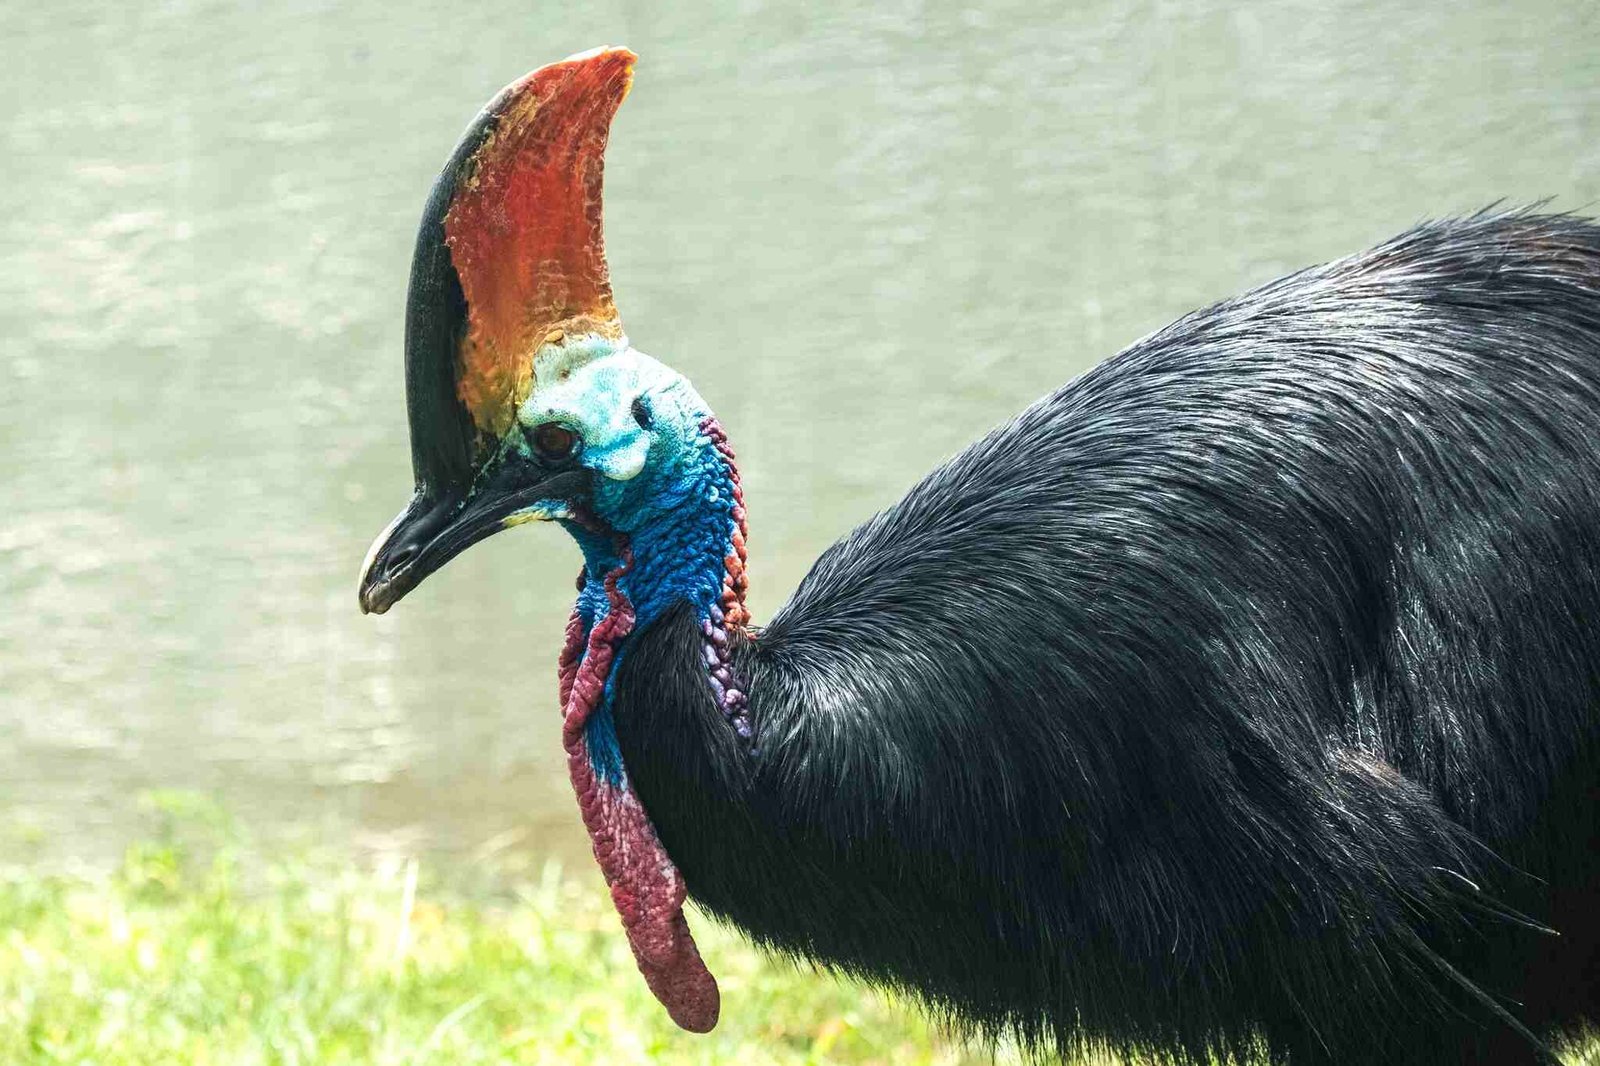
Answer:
[359, 47, 727, 616]
[359, 50, 741, 1030]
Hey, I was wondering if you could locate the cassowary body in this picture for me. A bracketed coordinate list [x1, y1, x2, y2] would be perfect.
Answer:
[360, 49, 1600, 1065]
[615, 214, 1600, 1065]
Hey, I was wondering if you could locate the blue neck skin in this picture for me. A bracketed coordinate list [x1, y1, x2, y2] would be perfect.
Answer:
[560, 424, 742, 785]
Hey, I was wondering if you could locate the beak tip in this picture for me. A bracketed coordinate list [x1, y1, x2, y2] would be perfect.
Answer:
[360, 505, 418, 617]
[358, 580, 397, 616]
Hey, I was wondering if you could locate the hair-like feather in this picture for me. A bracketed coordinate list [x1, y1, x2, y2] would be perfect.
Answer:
[610, 210, 1600, 1065]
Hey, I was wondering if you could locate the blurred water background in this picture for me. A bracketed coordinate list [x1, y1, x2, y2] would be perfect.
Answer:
[1, 0, 1596, 875]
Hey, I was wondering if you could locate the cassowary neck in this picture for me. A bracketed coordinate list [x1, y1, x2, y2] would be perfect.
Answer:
[551, 415, 750, 1033]
[566, 415, 752, 752]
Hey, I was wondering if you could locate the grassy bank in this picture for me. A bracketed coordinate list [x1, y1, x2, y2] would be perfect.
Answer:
[0, 800, 986, 1065]
[4, 800, 1591, 1065]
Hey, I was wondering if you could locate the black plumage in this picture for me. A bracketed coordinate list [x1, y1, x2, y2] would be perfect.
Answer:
[611, 211, 1600, 1064]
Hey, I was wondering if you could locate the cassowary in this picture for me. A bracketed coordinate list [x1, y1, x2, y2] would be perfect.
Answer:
[357, 48, 1600, 1065]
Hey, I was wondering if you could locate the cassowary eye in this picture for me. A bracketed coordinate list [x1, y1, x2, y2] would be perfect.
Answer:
[530, 422, 579, 462]
[632, 396, 654, 430]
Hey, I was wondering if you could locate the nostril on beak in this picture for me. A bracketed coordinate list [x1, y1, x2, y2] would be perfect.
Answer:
[387, 544, 419, 573]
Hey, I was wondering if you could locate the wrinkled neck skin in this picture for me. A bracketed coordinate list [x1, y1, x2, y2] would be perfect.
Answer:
[564, 410, 752, 771]
[551, 372, 750, 1034]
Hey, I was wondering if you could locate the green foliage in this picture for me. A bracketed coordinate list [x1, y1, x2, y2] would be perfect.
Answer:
[0, 804, 986, 1065]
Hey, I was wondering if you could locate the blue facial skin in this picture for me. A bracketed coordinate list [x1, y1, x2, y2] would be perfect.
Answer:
[512, 345, 740, 786]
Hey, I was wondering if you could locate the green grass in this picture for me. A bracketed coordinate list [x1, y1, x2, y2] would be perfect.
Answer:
[0, 797, 989, 1065]
[3, 796, 1591, 1065]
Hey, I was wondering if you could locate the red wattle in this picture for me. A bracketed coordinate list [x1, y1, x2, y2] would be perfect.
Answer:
[557, 560, 720, 1033]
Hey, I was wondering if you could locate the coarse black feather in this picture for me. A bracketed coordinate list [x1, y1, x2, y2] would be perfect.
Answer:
[612, 209, 1600, 1064]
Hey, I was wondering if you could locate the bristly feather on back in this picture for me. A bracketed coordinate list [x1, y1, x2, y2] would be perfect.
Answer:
[608, 211, 1600, 1065]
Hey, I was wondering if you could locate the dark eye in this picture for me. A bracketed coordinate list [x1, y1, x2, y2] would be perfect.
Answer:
[631, 396, 654, 430]
[529, 422, 580, 462]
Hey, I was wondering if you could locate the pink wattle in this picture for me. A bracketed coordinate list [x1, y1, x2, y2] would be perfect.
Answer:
[557, 557, 720, 1033]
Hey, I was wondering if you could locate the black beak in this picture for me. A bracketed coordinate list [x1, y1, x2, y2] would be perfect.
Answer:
[358, 464, 589, 615]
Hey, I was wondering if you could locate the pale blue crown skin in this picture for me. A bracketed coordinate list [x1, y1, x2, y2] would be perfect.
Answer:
[508, 340, 742, 785]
